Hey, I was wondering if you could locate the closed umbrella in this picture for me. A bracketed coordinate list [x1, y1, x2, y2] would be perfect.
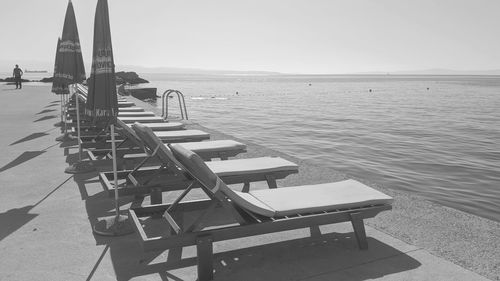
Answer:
[89, 0, 133, 236]
[56, 0, 86, 144]
[51, 38, 68, 128]
[58, 0, 86, 85]
[56, 0, 92, 173]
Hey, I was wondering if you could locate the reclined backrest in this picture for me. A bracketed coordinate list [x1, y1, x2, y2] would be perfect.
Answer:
[74, 84, 88, 102]
[170, 143, 276, 217]
[115, 119, 144, 148]
[131, 123, 183, 168]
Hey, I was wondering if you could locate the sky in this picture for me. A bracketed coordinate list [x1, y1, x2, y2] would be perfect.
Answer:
[0, 0, 499, 74]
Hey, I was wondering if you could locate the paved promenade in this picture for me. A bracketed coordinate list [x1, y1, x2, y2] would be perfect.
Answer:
[0, 84, 497, 280]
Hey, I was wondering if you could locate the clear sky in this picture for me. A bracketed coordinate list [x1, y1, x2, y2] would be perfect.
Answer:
[1, 0, 499, 74]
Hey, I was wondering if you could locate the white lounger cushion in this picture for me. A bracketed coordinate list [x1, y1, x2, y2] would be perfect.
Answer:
[206, 157, 297, 177]
[169, 143, 393, 218]
[246, 180, 393, 217]
[119, 116, 164, 123]
[123, 140, 246, 159]
[178, 140, 246, 154]
[137, 122, 185, 131]
[117, 107, 144, 112]
[154, 130, 210, 141]
[118, 111, 155, 117]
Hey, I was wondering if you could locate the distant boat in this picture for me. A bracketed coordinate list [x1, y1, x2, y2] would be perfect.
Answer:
[25, 69, 48, 73]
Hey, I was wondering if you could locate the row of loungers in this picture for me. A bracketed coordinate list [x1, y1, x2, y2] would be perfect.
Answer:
[64, 85, 393, 281]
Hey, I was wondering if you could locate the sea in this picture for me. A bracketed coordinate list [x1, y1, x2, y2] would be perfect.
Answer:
[143, 73, 500, 222]
[3, 71, 498, 222]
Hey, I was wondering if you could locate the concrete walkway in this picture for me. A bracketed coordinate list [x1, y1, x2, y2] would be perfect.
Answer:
[0, 84, 496, 281]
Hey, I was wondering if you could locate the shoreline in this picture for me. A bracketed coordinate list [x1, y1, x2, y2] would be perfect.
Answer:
[131, 94, 500, 280]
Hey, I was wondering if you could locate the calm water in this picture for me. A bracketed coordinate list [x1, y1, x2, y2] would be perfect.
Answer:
[145, 74, 500, 221]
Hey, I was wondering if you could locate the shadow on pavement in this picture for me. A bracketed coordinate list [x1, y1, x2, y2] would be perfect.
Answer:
[102, 228, 421, 281]
[34, 115, 57, 122]
[0, 151, 46, 173]
[0, 175, 72, 242]
[36, 109, 57, 115]
[0, 205, 37, 241]
[10, 132, 49, 146]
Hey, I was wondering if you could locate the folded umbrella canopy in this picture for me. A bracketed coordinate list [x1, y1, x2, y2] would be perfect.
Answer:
[51, 38, 69, 96]
[85, 0, 118, 119]
[88, 0, 132, 236]
[51, 38, 68, 128]
[55, 1, 86, 143]
[56, 0, 86, 86]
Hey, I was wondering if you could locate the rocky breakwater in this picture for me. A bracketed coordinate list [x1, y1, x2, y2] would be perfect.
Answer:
[115, 71, 149, 85]
[33, 71, 149, 84]
[0, 77, 31, 83]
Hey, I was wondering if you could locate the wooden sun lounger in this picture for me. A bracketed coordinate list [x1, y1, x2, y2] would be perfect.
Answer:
[67, 106, 145, 115]
[98, 123, 298, 203]
[81, 128, 210, 149]
[128, 143, 393, 281]
[93, 119, 247, 179]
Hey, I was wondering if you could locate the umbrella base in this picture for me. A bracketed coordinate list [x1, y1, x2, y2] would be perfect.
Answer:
[93, 214, 134, 236]
[65, 161, 95, 174]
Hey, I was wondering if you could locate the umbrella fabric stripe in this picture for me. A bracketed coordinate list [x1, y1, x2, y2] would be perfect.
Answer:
[51, 85, 69, 95]
[84, 108, 117, 117]
[91, 48, 113, 75]
[59, 40, 82, 53]
[51, 38, 65, 95]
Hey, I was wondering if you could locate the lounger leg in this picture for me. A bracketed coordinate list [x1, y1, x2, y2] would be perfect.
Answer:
[150, 187, 163, 204]
[242, 182, 250, 192]
[196, 235, 214, 281]
[350, 212, 368, 250]
[265, 175, 277, 189]
[151, 187, 163, 219]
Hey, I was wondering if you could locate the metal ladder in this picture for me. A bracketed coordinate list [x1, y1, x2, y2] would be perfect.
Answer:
[161, 89, 189, 120]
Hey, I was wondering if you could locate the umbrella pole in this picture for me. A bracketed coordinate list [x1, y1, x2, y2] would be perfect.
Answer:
[64, 93, 68, 135]
[55, 91, 71, 142]
[111, 124, 120, 218]
[93, 122, 133, 236]
[60, 95, 63, 126]
[75, 84, 82, 161]
[64, 85, 94, 174]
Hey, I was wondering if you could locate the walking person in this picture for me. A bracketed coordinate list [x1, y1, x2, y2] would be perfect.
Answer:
[13, 64, 23, 89]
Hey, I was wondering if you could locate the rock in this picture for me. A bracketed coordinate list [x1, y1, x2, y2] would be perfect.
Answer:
[115, 71, 149, 85]
[40, 77, 54, 83]
[3, 77, 30, 82]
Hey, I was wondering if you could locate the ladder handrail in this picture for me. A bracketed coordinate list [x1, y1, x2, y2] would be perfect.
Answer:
[161, 89, 189, 120]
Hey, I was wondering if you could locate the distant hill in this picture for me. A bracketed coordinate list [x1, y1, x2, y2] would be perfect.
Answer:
[380, 69, 500, 76]
[116, 65, 281, 75]
[2, 59, 499, 76]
